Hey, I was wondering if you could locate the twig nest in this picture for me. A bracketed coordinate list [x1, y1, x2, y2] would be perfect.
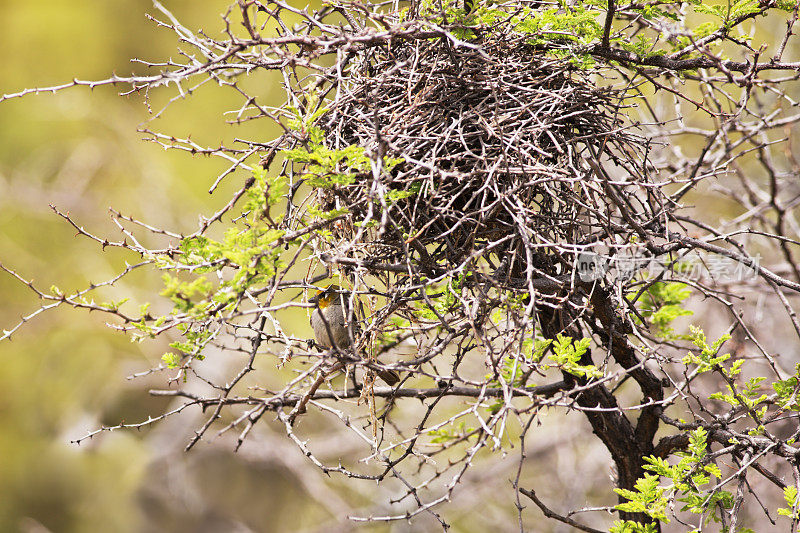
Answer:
[312, 26, 651, 290]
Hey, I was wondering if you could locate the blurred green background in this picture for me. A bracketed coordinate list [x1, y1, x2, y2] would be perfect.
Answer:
[0, 1, 300, 531]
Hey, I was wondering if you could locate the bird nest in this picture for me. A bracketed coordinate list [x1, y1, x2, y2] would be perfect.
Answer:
[298, 22, 654, 306]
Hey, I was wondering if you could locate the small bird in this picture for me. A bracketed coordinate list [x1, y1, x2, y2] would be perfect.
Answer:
[310, 285, 400, 385]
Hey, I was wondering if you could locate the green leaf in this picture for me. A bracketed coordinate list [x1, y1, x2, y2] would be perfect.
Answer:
[161, 352, 181, 369]
[546, 335, 602, 379]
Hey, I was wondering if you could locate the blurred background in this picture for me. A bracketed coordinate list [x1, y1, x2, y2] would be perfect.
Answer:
[0, 1, 299, 531]
[2, 2, 799, 532]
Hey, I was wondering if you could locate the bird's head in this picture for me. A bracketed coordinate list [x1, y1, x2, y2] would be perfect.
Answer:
[310, 284, 342, 309]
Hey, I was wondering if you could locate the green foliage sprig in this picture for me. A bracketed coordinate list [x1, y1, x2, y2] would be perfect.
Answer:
[281, 98, 403, 189]
[634, 281, 693, 340]
[613, 428, 734, 531]
[682, 326, 731, 373]
[547, 335, 602, 379]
